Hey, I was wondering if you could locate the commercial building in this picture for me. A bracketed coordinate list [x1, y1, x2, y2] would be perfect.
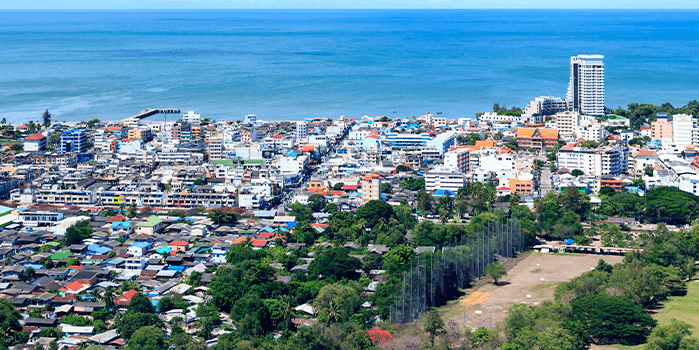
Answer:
[557, 144, 626, 176]
[60, 129, 88, 154]
[567, 55, 605, 116]
[516, 128, 559, 150]
[524, 96, 568, 116]
[652, 112, 672, 141]
[555, 111, 580, 140]
[425, 169, 466, 192]
[577, 121, 608, 142]
[24, 133, 47, 152]
[385, 133, 431, 149]
[443, 148, 470, 173]
[426, 131, 456, 155]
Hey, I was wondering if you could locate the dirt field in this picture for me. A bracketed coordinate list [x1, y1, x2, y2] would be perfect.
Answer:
[439, 252, 624, 330]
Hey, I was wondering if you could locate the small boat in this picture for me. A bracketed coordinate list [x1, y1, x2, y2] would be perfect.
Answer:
[437, 112, 442, 114]
[392, 110, 396, 113]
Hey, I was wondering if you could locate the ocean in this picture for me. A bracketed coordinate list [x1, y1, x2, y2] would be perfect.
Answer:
[1, 10, 699, 123]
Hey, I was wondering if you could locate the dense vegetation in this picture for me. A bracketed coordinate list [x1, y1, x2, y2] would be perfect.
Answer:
[608, 100, 699, 129]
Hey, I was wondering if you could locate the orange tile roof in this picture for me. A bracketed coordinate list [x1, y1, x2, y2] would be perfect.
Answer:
[24, 133, 46, 141]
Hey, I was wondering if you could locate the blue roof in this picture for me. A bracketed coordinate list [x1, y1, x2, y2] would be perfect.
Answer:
[87, 244, 111, 254]
[259, 226, 276, 233]
[23, 264, 44, 270]
[156, 246, 172, 254]
[131, 242, 150, 249]
[287, 222, 298, 229]
[111, 222, 131, 228]
[168, 266, 185, 271]
[432, 189, 456, 197]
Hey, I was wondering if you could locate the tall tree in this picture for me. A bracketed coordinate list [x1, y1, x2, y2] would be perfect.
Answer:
[42, 109, 51, 127]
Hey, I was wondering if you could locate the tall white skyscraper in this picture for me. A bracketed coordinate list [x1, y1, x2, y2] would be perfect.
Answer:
[567, 55, 605, 116]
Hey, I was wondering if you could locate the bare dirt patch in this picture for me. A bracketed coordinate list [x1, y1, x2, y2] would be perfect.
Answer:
[439, 252, 624, 330]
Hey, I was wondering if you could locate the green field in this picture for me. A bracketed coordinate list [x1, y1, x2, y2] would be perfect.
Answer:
[597, 280, 699, 350]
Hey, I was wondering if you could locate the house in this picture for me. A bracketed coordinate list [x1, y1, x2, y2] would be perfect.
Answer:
[114, 289, 139, 307]
[71, 271, 99, 286]
[110, 222, 132, 236]
[125, 257, 149, 271]
[126, 242, 151, 257]
[60, 280, 89, 294]
[48, 268, 70, 280]
[211, 243, 230, 263]
[1, 266, 25, 281]
[135, 215, 165, 234]
[168, 240, 189, 253]
[24, 133, 47, 152]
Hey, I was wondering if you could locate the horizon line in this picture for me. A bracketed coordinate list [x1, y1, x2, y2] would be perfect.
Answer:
[2, 8, 699, 10]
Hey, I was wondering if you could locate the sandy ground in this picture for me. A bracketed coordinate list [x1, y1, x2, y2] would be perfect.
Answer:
[439, 252, 624, 330]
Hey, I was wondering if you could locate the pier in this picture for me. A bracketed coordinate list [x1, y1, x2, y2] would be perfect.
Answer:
[121, 108, 180, 123]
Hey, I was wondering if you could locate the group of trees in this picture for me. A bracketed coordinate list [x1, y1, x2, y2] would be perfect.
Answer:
[608, 100, 699, 129]
[597, 186, 699, 225]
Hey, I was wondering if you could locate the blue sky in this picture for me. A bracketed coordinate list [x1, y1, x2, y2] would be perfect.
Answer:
[2, 0, 698, 9]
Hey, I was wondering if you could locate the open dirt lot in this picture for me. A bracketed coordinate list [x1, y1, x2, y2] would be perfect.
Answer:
[439, 252, 624, 329]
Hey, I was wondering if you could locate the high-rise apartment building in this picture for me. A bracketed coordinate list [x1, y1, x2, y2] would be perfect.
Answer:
[567, 55, 605, 116]
[672, 114, 696, 148]
[296, 121, 308, 142]
[651, 113, 673, 141]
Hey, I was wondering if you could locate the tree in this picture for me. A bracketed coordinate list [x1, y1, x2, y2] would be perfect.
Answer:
[128, 293, 155, 314]
[9, 143, 22, 152]
[400, 177, 425, 191]
[87, 118, 100, 128]
[193, 179, 206, 185]
[307, 193, 326, 212]
[381, 182, 392, 194]
[396, 165, 413, 172]
[599, 186, 617, 197]
[207, 209, 237, 225]
[0, 299, 22, 348]
[484, 262, 507, 285]
[42, 110, 51, 127]
[424, 308, 445, 347]
[117, 312, 163, 339]
[126, 326, 167, 350]
[645, 319, 699, 350]
[27, 120, 37, 134]
[308, 247, 362, 280]
[382, 245, 414, 274]
[356, 200, 394, 229]
[64, 220, 93, 245]
[289, 202, 313, 223]
[571, 295, 656, 345]
[645, 167, 655, 177]
[196, 302, 221, 340]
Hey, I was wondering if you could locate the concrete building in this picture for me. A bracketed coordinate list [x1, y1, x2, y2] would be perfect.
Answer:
[182, 111, 201, 124]
[555, 111, 580, 140]
[443, 148, 470, 173]
[577, 121, 608, 142]
[23, 133, 47, 152]
[296, 121, 308, 142]
[516, 128, 559, 150]
[567, 55, 605, 116]
[425, 169, 466, 192]
[557, 144, 626, 176]
[672, 114, 696, 148]
[361, 173, 382, 204]
[60, 129, 88, 154]
[426, 131, 456, 155]
[386, 133, 431, 149]
[524, 96, 568, 116]
[208, 136, 224, 161]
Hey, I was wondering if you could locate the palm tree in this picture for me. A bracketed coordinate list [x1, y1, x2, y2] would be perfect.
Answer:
[325, 300, 343, 325]
[278, 295, 295, 329]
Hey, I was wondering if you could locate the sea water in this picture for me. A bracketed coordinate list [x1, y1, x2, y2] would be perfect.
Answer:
[1, 10, 698, 123]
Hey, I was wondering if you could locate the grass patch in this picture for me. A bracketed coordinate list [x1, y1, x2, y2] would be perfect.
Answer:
[597, 279, 699, 350]
[531, 282, 556, 292]
[530, 268, 542, 273]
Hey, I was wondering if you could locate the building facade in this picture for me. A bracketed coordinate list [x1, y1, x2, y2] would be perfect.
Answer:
[567, 55, 605, 116]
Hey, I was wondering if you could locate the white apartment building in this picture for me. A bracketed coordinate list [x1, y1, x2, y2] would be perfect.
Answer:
[577, 122, 608, 142]
[208, 136, 224, 161]
[555, 111, 580, 140]
[567, 55, 605, 116]
[524, 96, 568, 116]
[425, 169, 466, 192]
[443, 149, 470, 173]
[296, 121, 308, 142]
[361, 173, 382, 204]
[182, 111, 201, 124]
[557, 144, 626, 176]
[672, 114, 696, 148]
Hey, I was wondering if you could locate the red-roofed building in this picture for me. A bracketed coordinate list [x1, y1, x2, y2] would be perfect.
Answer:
[106, 215, 128, 223]
[24, 133, 47, 151]
[496, 186, 511, 196]
[114, 289, 139, 306]
[251, 239, 269, 249]
[169, 240, 190, 252]
[60, 281, 88, 294]
[342, 184, 358, 191]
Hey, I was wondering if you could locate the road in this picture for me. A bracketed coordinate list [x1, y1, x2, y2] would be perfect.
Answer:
[540, 168, 553, 196]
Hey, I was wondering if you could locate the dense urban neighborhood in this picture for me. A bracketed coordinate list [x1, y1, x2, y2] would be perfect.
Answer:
[3, 55, 699, 350]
